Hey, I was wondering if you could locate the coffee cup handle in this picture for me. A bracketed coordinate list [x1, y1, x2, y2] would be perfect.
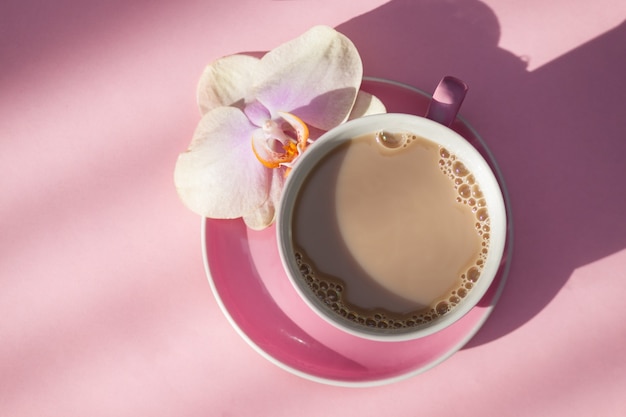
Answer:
[425, 76, 469, 127]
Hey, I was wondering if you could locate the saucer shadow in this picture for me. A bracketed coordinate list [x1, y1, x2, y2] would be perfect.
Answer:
[336, 0, 626, 347]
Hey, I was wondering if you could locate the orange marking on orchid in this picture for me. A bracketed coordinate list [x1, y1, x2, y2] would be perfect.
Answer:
[251, 112, 310, 170]
[278, 111, 309, 150]
[251, 142, 281, 168]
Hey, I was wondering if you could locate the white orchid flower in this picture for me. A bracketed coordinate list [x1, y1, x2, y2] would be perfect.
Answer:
[174, 26, 386, 229]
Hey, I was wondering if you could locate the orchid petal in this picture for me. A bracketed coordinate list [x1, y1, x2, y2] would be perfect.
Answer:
[174, 106, 270, 218]
[254, 26, 362, 131]
[243, 202, 274, 230]
[197, 54, 261, 115]
[243, 168, 286, 230]
[347, 90, 387, 120]
[243, 99, 271, 127]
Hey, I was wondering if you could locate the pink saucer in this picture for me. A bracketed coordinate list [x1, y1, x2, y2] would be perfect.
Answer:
[203, 78, 513, 386]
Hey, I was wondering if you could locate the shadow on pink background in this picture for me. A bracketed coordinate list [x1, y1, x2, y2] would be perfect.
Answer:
[337, 0, 626, 347]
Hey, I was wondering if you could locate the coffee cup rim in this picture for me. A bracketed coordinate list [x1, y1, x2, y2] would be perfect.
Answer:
[277, 112, 507, 342]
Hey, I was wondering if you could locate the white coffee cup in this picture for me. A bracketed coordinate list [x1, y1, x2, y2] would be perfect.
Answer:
[276, 79, 507, 342]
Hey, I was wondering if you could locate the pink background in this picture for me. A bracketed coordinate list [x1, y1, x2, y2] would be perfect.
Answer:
[2, 0, 625, 415]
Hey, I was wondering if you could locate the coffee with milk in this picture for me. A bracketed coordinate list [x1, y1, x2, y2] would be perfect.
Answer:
[290, 130, 491, 332]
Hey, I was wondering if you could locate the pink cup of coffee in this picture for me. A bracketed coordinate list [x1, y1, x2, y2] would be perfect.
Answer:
[276, 77, 507, 342]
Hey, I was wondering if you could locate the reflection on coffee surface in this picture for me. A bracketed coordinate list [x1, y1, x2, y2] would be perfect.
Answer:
[292, 130, 490, 332]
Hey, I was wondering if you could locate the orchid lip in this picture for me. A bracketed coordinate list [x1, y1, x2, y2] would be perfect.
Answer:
[251, 111, 310, 170]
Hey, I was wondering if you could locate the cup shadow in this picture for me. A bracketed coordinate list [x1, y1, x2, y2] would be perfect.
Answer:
[336, 0, 626, 347]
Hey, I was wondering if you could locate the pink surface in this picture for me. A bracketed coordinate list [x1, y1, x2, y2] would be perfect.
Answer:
[1, 0, 625, 415]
